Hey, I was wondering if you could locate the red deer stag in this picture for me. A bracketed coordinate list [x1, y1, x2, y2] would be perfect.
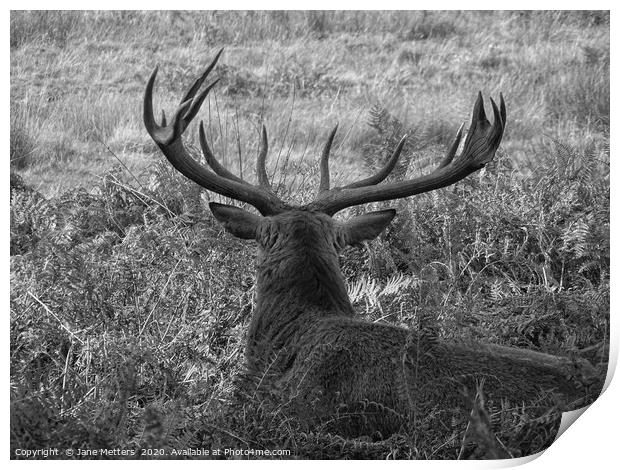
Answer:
[144, 50, 599, 438]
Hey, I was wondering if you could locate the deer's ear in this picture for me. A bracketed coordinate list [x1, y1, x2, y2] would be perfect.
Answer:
[341, 209, 396, 246]
[209, 202, 262, 240]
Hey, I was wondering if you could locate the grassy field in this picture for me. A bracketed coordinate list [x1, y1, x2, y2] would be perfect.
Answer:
[10, 11, 609, 459]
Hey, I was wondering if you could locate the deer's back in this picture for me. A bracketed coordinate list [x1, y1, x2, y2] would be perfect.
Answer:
[268, 317, 599, 437]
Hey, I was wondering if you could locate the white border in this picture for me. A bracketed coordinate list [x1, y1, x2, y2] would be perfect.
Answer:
[5, 4, 617, 468]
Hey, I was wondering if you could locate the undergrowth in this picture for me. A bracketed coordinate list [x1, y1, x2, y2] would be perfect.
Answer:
[10, 131, 609, 458]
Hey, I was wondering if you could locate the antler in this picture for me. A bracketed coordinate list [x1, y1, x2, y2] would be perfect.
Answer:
[143, 49, 287, 216]
[145, 50, 505, 217]
[308, 92, 506, 215]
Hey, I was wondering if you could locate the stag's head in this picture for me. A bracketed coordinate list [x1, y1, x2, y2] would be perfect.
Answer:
[143, 49, 506, 260]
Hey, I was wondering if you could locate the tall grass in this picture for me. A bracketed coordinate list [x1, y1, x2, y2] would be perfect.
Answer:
[10, 11, 609, 192]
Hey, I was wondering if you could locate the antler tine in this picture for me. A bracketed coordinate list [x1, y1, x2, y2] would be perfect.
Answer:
[143, 50, 287, 216]
[143, 66, 161, 138]
[499, 93, 506, 127]
[198, 122, 248, 184]
[488, 99, 503, 147]
[180, 47, 224, 105]
[182, 79, 219, 128]
[473, 91, 486, 122]
[309, 93, 506, 216]
[342, 135, 407, 189]
[256, 125, 273, 191]
[437, 123, 464, 170]
[457, 91, 505, 169]
[458, 91, 497, 167]
[319, 125, 338, 193]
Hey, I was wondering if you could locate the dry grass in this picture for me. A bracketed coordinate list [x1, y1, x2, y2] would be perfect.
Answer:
[10, 11, 609, 193]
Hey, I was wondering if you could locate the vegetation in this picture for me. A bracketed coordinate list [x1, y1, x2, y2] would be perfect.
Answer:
[10, 11, 609, 459]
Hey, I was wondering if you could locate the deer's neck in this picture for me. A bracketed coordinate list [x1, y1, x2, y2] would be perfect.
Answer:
[246, 246, 354, 370]
[255, 247, 354, 316]
[245, 243, 355, 373]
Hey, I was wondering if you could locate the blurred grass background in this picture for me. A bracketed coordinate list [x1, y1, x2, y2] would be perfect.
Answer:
[11, 10, 609, 193]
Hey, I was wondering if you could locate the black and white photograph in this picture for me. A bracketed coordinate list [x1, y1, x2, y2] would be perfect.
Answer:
[9, 9, 611, 461]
